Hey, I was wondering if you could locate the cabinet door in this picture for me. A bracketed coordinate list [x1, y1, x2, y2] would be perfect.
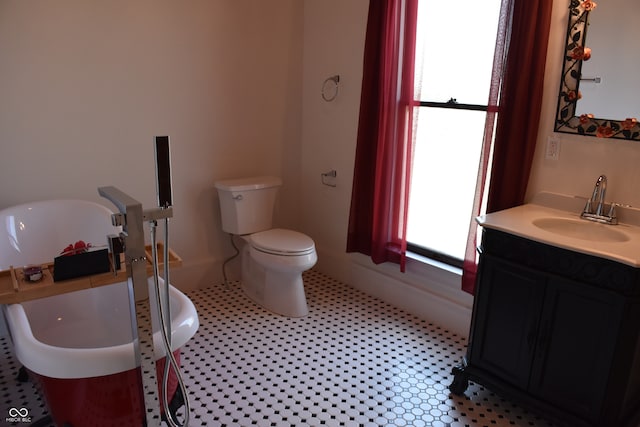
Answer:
[529, 276, 624, 420]
[470, 255, 546, 389]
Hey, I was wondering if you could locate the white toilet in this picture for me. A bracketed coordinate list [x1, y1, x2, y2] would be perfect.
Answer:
[214, 176, 317, 317]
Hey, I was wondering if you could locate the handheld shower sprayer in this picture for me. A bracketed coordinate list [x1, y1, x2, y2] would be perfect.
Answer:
[150, 136, 191, 427]
[155, 135, 173, 209]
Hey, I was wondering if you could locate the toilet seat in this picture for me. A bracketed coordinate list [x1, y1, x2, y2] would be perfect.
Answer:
[251, 228, 315, 256]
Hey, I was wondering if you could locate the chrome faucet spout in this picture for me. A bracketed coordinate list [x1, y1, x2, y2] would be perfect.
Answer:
[594, 175, 607, 216]
[581, 174, 617, 224]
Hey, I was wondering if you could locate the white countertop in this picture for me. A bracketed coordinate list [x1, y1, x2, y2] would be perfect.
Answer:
[477, 193, 640, 267]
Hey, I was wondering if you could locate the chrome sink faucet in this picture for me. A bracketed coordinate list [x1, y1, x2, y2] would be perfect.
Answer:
[593, 174, 606, 216]
[581, 174, 617, 224]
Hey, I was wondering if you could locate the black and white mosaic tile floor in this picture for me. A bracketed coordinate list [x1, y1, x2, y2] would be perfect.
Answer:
[1, 270, 556, 426]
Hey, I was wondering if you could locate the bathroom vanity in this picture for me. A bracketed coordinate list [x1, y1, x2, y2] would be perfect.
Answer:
[451, 194, 640, 427]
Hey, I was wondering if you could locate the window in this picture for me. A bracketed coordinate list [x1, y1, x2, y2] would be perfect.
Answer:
[406, 0, 503, 267]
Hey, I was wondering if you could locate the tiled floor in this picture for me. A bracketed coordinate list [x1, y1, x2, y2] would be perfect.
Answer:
[0, 270, 556, 426]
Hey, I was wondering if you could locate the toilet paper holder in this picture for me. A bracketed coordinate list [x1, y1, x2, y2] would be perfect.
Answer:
[321, 170, 337, 187]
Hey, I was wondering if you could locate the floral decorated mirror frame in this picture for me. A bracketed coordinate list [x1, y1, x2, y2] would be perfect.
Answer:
[554, 0, 639, 140]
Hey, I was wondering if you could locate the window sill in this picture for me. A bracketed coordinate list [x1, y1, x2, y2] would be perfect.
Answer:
[348, 251, 472, 310]
[406, 251, 462, 277]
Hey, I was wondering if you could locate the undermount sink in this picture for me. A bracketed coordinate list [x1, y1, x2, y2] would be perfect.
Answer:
[532, 217, 630, 243]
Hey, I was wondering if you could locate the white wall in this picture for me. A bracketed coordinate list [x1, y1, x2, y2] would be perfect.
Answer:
[0, 0, 303, 290]
[300, 0, 367, 273]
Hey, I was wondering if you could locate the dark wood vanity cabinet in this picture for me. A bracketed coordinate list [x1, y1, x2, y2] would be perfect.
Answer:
[451, 229, 640, 427]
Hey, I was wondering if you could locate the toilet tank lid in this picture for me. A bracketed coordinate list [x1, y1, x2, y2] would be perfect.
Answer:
[215, 176, 282, 192]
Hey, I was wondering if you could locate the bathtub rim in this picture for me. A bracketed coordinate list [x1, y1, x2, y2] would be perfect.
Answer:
[0, 198, 120, 271]
[3, 280, 199, 379]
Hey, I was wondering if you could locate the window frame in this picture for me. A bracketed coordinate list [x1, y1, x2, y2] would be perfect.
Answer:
[407, 99, 490, 268]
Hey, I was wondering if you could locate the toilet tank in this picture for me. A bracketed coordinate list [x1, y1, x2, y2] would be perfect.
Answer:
[214, 176, 282, 235]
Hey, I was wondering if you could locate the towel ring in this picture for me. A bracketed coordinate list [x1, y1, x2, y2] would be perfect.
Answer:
[321, 75, 340, 102]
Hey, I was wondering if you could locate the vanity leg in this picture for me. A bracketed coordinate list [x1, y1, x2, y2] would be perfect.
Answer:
[450, 359, 469, 395]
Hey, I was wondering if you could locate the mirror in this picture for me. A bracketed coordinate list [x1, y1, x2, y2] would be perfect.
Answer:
[554, 0, 640, 140]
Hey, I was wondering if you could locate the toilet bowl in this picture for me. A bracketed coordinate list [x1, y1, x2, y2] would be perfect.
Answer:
[214, 176, 317, 317]
[241, 229, 317, 317]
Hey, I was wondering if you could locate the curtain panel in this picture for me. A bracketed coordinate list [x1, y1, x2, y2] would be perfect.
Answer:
[461, 0, 553, 294]
[346, 0, 418, 271]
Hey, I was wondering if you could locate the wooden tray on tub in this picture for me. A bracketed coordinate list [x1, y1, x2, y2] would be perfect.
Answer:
[0, 244, 182, 304]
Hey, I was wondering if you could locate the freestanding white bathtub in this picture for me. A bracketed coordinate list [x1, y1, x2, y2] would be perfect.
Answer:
[0, 199, 199, 426]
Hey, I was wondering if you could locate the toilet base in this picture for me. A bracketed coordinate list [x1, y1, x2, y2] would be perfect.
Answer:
[241, 246, 310, 317]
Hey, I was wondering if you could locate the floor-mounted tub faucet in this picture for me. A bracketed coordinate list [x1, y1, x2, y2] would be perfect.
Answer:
[581, 174, 617, 224]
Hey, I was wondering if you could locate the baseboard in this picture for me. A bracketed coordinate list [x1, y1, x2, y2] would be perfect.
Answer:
[314, 248, 473, 339]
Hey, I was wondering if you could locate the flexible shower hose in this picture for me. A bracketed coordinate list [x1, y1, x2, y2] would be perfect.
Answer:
[150, 219, 190, 427]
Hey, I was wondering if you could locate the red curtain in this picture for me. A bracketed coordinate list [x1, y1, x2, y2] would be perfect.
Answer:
[461, 0, 553, 294]
[346, 0, 418, 271]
